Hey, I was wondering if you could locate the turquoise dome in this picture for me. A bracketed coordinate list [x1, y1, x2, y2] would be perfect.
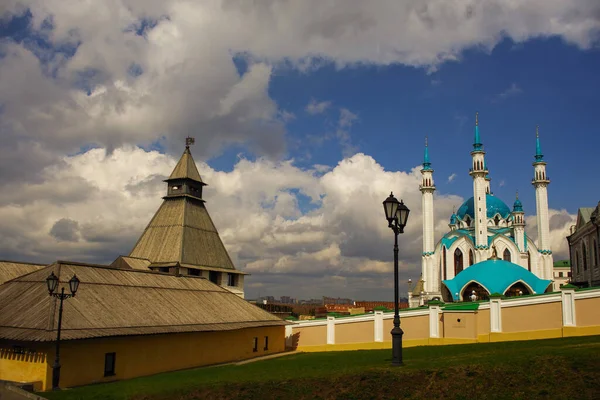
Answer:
[449, 213, 458, 225]
[456, 194, 511, 220]
[442, 259, 552, 301]
[513, 198, 523, 212]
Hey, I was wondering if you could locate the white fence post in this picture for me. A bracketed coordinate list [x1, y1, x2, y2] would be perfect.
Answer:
[285, 324, 294, 348]
[428, 301, 441, 338]
[374, 311, 384, 342]
[560, 285, 577, 327]
[327, 316, 335, 344]
[490, 295, 502, 333]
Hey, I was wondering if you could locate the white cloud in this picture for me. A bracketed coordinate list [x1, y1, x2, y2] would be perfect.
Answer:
[447, 173, 457, 183]
[496, 82, 523, 100]
[0, 146, 575, 299]
[305, 99, 332, 115]
[0, 0, 592, 298]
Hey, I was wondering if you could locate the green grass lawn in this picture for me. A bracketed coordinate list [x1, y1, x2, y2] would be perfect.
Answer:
[44, 336, 600, 400]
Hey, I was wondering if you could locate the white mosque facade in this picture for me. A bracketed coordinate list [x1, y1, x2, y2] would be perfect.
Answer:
[410, 114, 554, 307]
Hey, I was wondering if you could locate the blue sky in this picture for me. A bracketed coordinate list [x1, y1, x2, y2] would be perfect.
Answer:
[218, 37, 600, 217]
[1, 2, 599, 300]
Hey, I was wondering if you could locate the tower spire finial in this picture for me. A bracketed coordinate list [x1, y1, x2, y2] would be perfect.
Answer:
[516, 190, 519, 200]
[535, 126, 543, 162]
[185, 136, 195, 149]
[473, 112, 482, 150]
[422, 136, 432, 170]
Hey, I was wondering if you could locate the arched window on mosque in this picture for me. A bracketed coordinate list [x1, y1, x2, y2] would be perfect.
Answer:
[469, 249, 474, 266]
[593, 240, 598, 267]
[494, 215, 500, 226]
[462, 282, 489, 301]
[443, 247, 447, 280]
[583, 243, 588, 271]
[576, 252, 580, 274]
[505, 282, 531, 297]
[454, 249, 463, 276]
[527, 253, 531, 272]
[503, 248, 511, 262]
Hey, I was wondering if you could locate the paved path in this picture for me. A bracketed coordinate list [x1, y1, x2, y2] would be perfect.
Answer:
[234, 350, 301, 366]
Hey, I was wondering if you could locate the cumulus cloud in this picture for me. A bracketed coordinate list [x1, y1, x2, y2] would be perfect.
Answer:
[447, 173, 457, 183]
[0, 146, 575, 299]
[306, 99, 332, 115]
[526, 209, 576, 260]
[0, 0, 593, 298]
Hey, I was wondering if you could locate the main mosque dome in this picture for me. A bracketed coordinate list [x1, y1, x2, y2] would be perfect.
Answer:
[456, 194, 512, 220]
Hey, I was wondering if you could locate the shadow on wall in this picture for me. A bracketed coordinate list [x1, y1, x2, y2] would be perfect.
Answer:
[286, 332, 300, 350]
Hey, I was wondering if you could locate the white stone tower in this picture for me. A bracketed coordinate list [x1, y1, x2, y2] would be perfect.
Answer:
[420, 137, 437, 295]
[469, 113, 489, 262]
[512, 191, 526, 253]
[532, 126, 553, 279]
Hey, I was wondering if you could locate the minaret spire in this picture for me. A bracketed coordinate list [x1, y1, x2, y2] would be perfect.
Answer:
[535, 125, 543, 162]
[511, 189, 526, 253]
[532, 125, 552, 279]
[420, 136, 437, 299]
[469, 112, 488, 260]
[473, 112, 482, 150]
[422, 136, 432, 170]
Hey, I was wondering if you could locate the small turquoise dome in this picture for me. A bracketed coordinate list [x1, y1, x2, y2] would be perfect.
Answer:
[456, 194, 511, 220]
[442, 259, 552, 301]
[513, 198, 523, 212]
[449, 213, 457, 225]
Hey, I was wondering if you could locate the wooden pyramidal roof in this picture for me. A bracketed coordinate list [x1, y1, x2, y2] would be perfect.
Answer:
[128, 144, 237, 271]
[168, 146, 204, 182]
[0, 261, 284, 342]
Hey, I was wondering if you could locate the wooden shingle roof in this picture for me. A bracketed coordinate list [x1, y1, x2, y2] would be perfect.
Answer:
[0, 260, 46, 285]
[129, 198, 236, 269]
[168, 147, 204, 183]
[0, 262, 285, 342]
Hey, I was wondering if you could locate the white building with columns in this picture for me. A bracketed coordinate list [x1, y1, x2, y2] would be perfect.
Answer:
[410, 114, 554, 307]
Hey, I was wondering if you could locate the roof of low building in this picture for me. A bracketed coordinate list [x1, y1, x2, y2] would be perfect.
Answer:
[110, 255, 151, 270]
[0, 260, 46, 285]
[575, 208, 595, 229]
[553, 260, 571, 268]
[0, 261, 285, 342]
[442, 259, 552, 301]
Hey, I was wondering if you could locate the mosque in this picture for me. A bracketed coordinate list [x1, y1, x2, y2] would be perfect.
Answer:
[409, 114, 554, 306]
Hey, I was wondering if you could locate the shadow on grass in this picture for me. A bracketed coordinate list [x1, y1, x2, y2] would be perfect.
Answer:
[44, 335, 600, 400]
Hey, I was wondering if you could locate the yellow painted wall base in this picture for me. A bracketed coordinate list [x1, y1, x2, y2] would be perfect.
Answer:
[295, 325, 600, 353]
[488, 328, 563, 343]
[563, 325, 600, 337]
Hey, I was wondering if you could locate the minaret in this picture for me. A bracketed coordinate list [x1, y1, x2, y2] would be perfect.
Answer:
[420, 137, 437, 295]
[512, 191, 526, 253]
[469, 113, 489, 261]
[532, 126, 553, 279]
[484, 159, 491, 194]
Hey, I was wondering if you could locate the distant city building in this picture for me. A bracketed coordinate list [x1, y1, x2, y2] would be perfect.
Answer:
[567, 202, 600, 287]
[278, 296, 294, 304]
[414, 117, 553, 306]
[553, 260, 571, 291]
[322, 296, 353, 305]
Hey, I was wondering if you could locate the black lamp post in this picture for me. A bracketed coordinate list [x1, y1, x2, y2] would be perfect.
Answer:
[382, 192, 410, 366]
[46, 272, 80, 391]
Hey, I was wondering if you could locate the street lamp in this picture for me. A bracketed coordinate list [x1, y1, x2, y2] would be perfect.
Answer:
[382, 192, 410, 366]
[46, 272, 80, 391]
